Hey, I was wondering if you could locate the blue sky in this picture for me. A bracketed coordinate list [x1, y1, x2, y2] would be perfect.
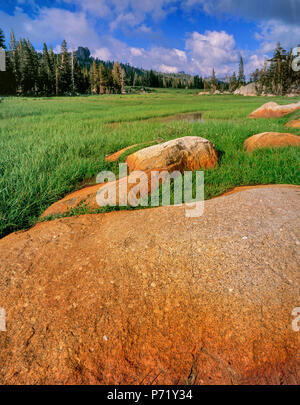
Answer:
[0, 0, 299, 77]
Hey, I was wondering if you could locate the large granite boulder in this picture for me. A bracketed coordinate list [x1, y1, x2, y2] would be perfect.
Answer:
[234, 82, 257, 96]
[1, 186, 300, 384]
[126, 136, 219, 173]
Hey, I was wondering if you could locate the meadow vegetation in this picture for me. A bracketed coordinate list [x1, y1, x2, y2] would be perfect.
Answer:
[0, 90, 299, 238]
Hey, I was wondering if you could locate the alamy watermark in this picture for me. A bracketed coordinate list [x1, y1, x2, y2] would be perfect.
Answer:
[96, 164, 204, 218]
[292, 307, 300, 332]
[0, 307, 6, 332]
[0, 48, 5, 72]
[292, 47, 300, 72]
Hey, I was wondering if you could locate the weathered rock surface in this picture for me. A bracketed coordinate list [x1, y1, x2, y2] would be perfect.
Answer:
[244, 132, 300, 151]
[286, 118, 300, 129]
[126, 136, 219, 173]
[1, 186, 300, 384]
[42, 184, 101, 217]
[249, 101, 300, 118]
[234, 82, 257, 96]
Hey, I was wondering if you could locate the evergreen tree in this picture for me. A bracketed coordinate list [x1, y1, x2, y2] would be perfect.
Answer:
[229, 72, 238, 92]
[71, 48, 75, 94]
[210, 68, 217, 91]
[20, 39, 39, 94]
[99, 63, 108, 94]
[73, 57, 86, 94]
[59, 40, 71, 94]
[112, 62, 122, 93]
[106, 68, 114, 93]
[48, 46, 56, 94]
[54, 54, 59, 95]
[238, 56, 246, 85]
[90, 60, 98, 94]
[38, 43, 53, 95]
[9, 31, 21, 92]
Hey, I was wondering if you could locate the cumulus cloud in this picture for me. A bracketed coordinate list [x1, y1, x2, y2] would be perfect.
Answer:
[185, 30, 240, 75]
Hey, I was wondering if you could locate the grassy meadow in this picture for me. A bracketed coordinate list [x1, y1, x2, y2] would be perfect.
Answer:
[0, 90, 299, 238]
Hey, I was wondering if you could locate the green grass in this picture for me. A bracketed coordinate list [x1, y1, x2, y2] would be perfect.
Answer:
[0, 90, 299, 238]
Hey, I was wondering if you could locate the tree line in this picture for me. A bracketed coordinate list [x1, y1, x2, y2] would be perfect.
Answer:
[2, 28, 297, 96]
[0, 29, 208, 96]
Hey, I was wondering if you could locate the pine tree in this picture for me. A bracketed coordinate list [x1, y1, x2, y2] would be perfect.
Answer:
[106, 68, 114, 93]
[210, 68, 217, 91]
[229, 72, 238, 92]
[55, 61, 59, 96]
[71, 48, 75, 94]
[38, 43, 53, 95]
[48, 46, 56, 94]
[73, 58, 87, 94]
[90, 60, 98, 94]
[120, 67, 126, 92]
[10, 31, 21, 93]
[238, 56, 246, 86]
[59, 40, 71, 94]
[20, 39, 39, 94]
[99, 63, 108, 94]
[112, 62, 122, 93]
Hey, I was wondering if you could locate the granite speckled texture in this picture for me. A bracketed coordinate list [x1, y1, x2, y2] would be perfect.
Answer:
[0, 186, 300, 384]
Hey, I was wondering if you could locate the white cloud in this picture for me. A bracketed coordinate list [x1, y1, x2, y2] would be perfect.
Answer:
[173, 48, 187, 62]
[255, 20, 300, 53]
[0, 7, 99, 49]
[185, 30, 240, 75]
[64, 0, 176, 29]
[130, 47, 144, 57]
[159, 64, 178, 73]
[138, 24, 152, 34]
[94, 47, 113, 61]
